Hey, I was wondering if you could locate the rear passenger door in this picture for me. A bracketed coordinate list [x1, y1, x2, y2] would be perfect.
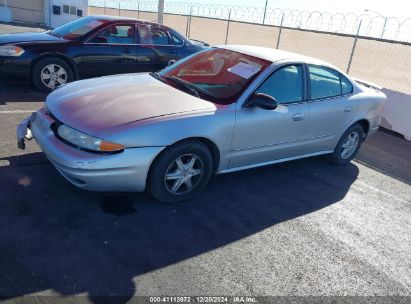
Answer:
[135, 24, 181, 72]
[304, 64, 358, 151]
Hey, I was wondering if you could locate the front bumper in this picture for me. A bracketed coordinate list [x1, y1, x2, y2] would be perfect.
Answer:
[0, 56, 31, 79]
[17, 109, 164, 192]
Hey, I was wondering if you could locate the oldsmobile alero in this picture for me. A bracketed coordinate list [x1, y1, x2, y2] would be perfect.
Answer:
[17, 45, 386, 202]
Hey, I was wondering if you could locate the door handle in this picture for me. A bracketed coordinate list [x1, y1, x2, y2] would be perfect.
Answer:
[124, 48, 131, 54]
[292, 113, 305, 121]
[344, 106, 352, 113]
[168, 50, 177, 54]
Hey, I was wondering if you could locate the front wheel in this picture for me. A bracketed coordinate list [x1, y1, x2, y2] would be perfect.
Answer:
[148, 141, 213, 203]
[32, 57, 73, 92]
[331, 123, 364, 165]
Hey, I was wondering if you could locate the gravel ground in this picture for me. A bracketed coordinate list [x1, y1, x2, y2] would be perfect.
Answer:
[0, 24, 410, 304]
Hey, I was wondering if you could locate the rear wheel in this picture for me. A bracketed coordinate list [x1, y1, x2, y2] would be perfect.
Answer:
[331, 123, 364, 165]
[148, 141, 213, 203]
[32, 57, 73, 92]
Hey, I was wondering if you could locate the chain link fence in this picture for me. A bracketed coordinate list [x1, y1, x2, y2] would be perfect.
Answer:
[88, 0, 411, 95]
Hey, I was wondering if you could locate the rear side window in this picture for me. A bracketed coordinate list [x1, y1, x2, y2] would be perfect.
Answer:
[138, 25, 170, 45]
[308, 65, 353, 100]
[170, 32, 184, 46]
[256, 65, 303, 104]
[341, 75, 353, 94]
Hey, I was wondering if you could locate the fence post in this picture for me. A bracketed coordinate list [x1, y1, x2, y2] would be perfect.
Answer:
[381, 16, 388, 38]
[186, 6, 192, 38]
[104, 1, 106, 15]
[347, 20, 362, 74]
[137, 2, 140, 19]
[118, 1, 121, 16]
[276, 13, 284, 49]
[225, 8, 232, 45]
[262, 0, 268, 24]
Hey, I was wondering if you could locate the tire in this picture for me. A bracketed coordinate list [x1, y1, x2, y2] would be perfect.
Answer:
[148, 140, 213, 203]
[331, 123, 365, 165]
[32, 57, 73, 92]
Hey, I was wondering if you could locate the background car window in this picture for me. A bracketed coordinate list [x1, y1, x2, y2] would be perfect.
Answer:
[91, 25, 135, 44]
[138, 25, 170, 45]
[255, 65, 303, 104]
[170, 32, 184, 46]
[341, 74, 353, 94]
[309, 65, 341, 99]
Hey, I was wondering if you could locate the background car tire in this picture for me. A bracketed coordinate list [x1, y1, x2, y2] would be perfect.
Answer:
[331, 123, 365, 166]
[32, 57, 73, 92]
[148, 140, 213, 203]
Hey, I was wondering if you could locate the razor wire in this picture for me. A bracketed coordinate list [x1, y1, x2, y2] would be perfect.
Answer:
[89, 0, 411, 42]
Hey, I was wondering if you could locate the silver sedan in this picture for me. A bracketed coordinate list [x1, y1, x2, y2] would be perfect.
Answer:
[17, 45, 386, 202]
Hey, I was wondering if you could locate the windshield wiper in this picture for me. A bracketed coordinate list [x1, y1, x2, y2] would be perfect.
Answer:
[149, 72, 165, 83]
[165, 76, 200, 98]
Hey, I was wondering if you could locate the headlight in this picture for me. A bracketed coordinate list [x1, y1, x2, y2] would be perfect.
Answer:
[57, 124, 124, 153]
[0, 45, 25, 56]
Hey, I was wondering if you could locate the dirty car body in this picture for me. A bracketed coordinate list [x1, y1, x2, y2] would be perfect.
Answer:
[17, 45, 386, 202]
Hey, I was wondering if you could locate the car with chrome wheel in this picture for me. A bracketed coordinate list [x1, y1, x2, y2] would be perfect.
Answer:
[17, 45, 386, 202]
[0, 15, 207, 92]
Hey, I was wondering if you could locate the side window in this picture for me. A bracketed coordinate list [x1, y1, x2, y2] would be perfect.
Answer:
[138, 25, 170, 45]
[255, 65, 303, 104]
[341, 74, 353, 95]
[170, 32, 184, 46]
[90, 24, 135, 44]
[308, 65, 341, 99]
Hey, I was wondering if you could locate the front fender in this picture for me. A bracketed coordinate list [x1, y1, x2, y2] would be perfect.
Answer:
[100, 106, 236, 171]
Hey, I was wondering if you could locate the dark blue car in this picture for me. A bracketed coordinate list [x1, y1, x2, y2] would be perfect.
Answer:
[0, 15, 207, 91]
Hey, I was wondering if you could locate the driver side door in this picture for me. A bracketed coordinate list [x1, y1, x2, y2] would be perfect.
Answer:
[230, 64, 310, 168]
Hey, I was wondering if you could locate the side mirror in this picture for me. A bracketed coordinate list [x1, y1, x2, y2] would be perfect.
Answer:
[168, 59, 177, 66]
[243, 93, 278, 110]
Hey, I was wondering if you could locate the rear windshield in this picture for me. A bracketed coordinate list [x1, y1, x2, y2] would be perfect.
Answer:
[158, 48, 271, 104]
[50, 17, 107, 40]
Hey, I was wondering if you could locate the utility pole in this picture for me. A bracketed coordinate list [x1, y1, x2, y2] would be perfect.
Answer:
[158, 0, 164, 24]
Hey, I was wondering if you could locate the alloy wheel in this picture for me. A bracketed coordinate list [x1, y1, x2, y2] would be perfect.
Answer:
[40, 64, 68, 90]
[341, 131, 360, 159]
[164, 154, 204, 194]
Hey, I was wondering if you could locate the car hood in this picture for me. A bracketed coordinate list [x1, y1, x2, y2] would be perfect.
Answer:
[0, 32, 63, 45]
[46, 73, 217, 136]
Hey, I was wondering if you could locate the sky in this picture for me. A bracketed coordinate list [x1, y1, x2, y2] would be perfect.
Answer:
[164, 0, 411, 20]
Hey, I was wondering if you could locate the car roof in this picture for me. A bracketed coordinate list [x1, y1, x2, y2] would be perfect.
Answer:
[219, 45, 332, 67]
[90, 15, 162, 27]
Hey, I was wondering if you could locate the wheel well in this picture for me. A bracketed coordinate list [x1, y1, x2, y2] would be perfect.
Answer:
[355, 119, 370, 136]
[155, 137, 221, 174]
[31, 54, 79, 80]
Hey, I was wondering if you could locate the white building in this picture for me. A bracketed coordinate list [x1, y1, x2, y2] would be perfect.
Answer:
[0, 0, 89, 28]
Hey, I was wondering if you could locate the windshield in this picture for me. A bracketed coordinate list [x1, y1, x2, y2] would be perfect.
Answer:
[157, 48, 271, 104]
[50, 16, 107, 40]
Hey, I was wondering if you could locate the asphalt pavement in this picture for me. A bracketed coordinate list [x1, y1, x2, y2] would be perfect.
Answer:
[0, 23, 410, 304]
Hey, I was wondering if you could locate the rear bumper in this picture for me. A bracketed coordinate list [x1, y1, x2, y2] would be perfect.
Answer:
[18, 109, 164, 192]
[367, 116, 382, 138]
